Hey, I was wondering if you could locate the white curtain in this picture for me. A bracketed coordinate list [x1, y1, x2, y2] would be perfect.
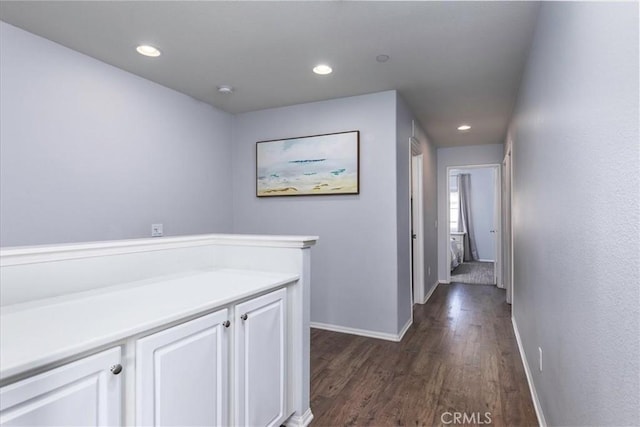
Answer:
[458, 174, 479, 261]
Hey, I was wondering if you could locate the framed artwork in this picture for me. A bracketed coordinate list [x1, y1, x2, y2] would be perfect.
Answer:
[256, 130, 360, 197]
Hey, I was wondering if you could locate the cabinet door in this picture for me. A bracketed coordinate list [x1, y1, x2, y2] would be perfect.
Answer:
[235, 288, 287, 427]
[136, 309, 228, 427]
[0, 347, 122, 426]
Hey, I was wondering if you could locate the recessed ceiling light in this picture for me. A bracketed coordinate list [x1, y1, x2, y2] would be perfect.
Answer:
[217, 85, 234, 94]
[376, 54, 390, 63]
[136, 45, 161, 57]
[457, 124, 471, 131]
[313, 64, 332, 75]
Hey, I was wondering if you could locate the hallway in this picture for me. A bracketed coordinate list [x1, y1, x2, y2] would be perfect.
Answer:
[310, 283, 537, 426]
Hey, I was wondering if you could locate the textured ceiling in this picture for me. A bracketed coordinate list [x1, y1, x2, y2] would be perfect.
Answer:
[0, 1, 540, 147]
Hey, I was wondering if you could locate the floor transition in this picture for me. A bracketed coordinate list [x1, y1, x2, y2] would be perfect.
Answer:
[309, 283, 537, 426]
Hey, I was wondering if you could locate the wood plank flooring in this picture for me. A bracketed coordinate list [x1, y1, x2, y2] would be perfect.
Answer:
[310, 283, 538, 427]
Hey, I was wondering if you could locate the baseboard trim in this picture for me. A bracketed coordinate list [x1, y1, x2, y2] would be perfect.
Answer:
[422, 281, 439, 304]
[511, 316, 546, 427]
[285, 408, 314, 427]
[477, 258, 495, 262]
[397, 317, 413, 341]
[311, 321, 405, 342]
[310, 282, 438, 343]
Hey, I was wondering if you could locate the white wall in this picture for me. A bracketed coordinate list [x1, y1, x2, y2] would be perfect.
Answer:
[437, 144, 503, 281]
[0, 22, 234, 247]
[508, 2, 639, 424]
[231, 91, 402, 336]
[450, 167, 496, 261]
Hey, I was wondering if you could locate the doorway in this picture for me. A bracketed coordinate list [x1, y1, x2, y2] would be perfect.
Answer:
[446, 164, 502, 286]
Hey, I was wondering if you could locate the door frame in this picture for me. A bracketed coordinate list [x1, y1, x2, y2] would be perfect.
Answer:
[503, 144, 514, 304]
[410, 140, 425, 305]
[446, 163, 502, 286]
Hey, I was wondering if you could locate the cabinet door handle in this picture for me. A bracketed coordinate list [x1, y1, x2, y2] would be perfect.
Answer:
[240, 314, 248, 321]
[223, 320, 230, 328]
[110, 364, 123, 375]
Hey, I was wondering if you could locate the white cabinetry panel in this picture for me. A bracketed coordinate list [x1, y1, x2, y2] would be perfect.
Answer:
[235, 288, 287, 427]
[136, 310, 229, 426]
[0, 348, 121, 427]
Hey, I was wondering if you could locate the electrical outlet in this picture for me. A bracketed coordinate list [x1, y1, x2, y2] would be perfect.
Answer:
[538, 347, 543, 372]
[151, 224, 163, 237]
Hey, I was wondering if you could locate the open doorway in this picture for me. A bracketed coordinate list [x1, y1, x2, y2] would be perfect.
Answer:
[446, 164, 501, 286]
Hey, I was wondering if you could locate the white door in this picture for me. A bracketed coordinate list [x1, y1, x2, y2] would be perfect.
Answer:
[0, 347, 122, 426]
[493, 165, 502, 288]
[136, 310, 229, 426]
[411, 153, 425, 305]
[235, 288, 287, 427]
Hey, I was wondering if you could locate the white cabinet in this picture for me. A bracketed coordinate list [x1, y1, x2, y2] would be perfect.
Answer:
[0, 287, 295, 427]
[1, 235, 315, 427]
[0, 348, 121, 427]
[136, 310, 229, 427]
[136, 290, 289, 427]
[235, 288, 287, 427]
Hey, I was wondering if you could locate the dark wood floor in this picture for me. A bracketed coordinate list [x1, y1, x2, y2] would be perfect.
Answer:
[310, 283, 538, 427]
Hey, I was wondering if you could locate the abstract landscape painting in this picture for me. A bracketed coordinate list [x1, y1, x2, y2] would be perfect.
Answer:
[256, 131, 359, 197]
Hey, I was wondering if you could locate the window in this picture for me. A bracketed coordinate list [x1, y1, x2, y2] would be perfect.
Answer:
[450, 191, 459, 232]
[450, 175, 459, 232]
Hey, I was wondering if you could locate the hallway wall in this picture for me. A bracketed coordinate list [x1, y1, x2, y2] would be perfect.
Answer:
[508, 2, 639, 424]
[414, 124, 439, 301]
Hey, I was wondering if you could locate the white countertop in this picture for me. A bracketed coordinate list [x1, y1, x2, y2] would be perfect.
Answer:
[1, 233, 319, 267]
[0, 268, 299, 380]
